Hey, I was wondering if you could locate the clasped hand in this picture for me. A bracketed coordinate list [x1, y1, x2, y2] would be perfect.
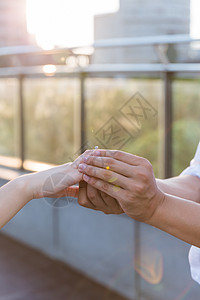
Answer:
[31, 148, 164, 223]
[78, 150, 165, 223]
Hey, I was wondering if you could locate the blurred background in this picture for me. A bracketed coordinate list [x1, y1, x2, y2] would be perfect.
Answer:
[0, 0, 200, 299]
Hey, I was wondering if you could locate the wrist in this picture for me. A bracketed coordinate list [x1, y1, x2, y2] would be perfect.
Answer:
[146, 189, 166, 226]
[156, 178, 167, 192]
[13, 174, 33, 203]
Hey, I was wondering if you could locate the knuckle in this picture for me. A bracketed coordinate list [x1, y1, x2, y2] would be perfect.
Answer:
[86, 165, 94, 176]
[95, 156, 104, 167]
[106, 158, 115, 167]
[135, 183, 145, 194]
[100, 157, 107, 168]
[113, 150, 122, 160]
[137, 170, 149, 183]
[142, 158, 152, 169]
[100, 181, 109, 192]
[103, 170, 112, 181]
[86, 156, 93, 164]
[88, 177, 96, 186]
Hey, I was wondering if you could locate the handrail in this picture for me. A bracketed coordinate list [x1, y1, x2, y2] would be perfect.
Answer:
[0, 63, 200, 78]
[0, 34, 199, 300]
[0, 34, 199, 58]
[0, 45, 74, 57]
[0, 34, 199, 175]
[93, 34, 200, 48]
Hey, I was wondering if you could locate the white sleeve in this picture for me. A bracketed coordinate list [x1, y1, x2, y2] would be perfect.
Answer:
[181, 142, 200, 284]
[180, 142, 200, 179]
[189, 246, 200, 284]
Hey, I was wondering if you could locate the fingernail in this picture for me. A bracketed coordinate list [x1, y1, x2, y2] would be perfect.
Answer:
[83, 174, 91, 182]
[78, 163, 87, 170]
[83, 156, 89, 163]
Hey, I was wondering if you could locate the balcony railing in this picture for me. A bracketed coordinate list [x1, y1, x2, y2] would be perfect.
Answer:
[0, 34, 200, 300]
[0, 34, 200, 177]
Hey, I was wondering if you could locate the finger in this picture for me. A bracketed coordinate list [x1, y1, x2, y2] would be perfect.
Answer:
[78, 181, 96, 209]
[86, 186, 123, 215]
[81, 155, 134, 178]
[79, 182, 123, 215]
[78, 163, 131, 190]
[71, 149, 95, 168]
[99, 191, 124, 214]
[82, 174, 127, 202]
[91, 150, 145, 166]
[50, 186, 79, 198]
[86, 184, 109, 209]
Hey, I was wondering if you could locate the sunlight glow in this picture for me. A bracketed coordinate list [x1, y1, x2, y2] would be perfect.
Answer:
[26, 0, 119, 49]
[27, 0, 199, 49]
[42, 65, 57, 76]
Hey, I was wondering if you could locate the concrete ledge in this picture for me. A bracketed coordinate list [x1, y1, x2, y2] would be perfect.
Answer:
[0, 167, 135, 299]
[1, 167, 200, 300]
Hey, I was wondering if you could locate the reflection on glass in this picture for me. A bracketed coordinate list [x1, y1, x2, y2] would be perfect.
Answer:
[0, 79, 18, 158]
[173, 79, 200, 176]
[24, 78, 79, 165]
[85, 78, 161, 177]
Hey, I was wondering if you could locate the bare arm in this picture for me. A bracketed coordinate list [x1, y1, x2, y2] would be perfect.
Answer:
[0, 160, 83, 229]
[156, 175, 200, 203]
[149, 193, 200, 248]
[0, 176, 32, 229]
[78, 150, 200, 247]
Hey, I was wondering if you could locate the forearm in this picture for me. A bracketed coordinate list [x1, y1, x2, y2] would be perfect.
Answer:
[0, 175, 32, 229]
[148, 193, 200, 247]
[156, 175, 200, 203]
[0, 160, 83, 229]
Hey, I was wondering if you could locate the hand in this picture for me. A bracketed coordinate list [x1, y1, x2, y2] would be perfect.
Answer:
[26, 152, 95, 199]
[78, 181, 124, 215]
[78, 150, 165, 222]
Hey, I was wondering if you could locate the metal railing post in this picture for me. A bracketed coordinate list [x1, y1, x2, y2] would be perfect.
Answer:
[19, 75, 25, 169]
[134, 220, 141, 300]
[163, 72, 173, 178]
[80, 73, 86, 153]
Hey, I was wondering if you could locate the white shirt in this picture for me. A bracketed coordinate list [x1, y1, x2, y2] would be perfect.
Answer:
[180, 141, 200, 284]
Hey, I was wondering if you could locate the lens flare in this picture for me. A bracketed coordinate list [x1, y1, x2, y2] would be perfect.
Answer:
[174, 282, 194, 300]
[134, 247, 163, 285]
[108, 177, 118, 183]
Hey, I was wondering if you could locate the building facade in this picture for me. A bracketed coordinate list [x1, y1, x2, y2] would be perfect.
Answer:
[92, 0, 191, 63]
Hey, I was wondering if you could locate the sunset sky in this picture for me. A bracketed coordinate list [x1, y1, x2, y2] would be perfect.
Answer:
[26, 0, 119, 49]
